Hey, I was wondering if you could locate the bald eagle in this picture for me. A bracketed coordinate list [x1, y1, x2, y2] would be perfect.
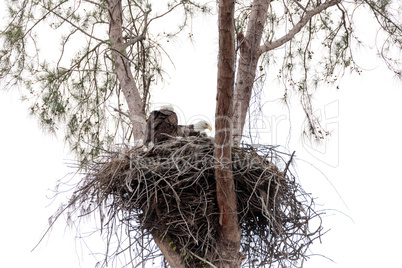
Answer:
[179, 121, 212, 137]
[144, 107, 179, 145]
[144, 106, 212, 146]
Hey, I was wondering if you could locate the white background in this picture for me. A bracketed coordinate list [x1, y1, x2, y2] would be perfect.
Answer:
[1, 3, 402, 268]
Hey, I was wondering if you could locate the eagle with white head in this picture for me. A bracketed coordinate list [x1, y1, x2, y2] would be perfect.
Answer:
[144, 105, 212, 146]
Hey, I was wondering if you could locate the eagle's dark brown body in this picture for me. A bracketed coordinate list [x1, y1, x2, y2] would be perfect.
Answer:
[144, 108, 179, 145]
[144, 107, 212, 145]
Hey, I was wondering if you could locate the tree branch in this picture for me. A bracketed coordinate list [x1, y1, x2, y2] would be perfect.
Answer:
[293, 0, 308, 13]
[362, 0, 402, 33]
[40, 2, 106, 44]
[123, 10, 150, 49]
[141, 74, 154, 115]
[22, 0, 69, 39]
[83, 0, 106, 9]
[259, 0, 342, 55]
[110, 105, 130, 118]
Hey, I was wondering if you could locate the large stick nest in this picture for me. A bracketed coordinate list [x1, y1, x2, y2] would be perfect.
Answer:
[60, 137, 324, 267]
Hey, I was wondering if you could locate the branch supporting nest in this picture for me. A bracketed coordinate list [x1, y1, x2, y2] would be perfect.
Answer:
[55, 137, 324, 267]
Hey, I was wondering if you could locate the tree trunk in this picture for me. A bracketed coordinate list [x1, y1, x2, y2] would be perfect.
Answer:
[107, 0, 146, 142]
[232, 0, 271, 144]
[108, 1, 187, 266]
[214, 0, 242, 267]
[152, 231, 186, 268]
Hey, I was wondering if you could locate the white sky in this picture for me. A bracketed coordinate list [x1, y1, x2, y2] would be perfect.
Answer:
[1, 2, 402, 268]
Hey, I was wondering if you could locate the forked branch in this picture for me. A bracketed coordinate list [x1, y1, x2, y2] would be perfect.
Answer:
[259, 0, 342, 54]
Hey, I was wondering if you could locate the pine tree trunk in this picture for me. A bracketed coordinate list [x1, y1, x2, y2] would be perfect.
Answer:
[107, 0, 146, 142]
[214, 0, 243, 267]
[232, 0, 271, 144]
[152, 231, 186, 268]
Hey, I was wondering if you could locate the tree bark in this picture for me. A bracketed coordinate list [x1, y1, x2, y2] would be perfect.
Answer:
[107, 0, 146, 142]
[232, 0, 271, 145]
[214, 0, 242, 267]
[152, 231, 186, 268]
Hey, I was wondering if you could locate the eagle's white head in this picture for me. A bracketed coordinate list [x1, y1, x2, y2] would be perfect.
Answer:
[160, 104, 175, 111]
[194, 120, 212, 132]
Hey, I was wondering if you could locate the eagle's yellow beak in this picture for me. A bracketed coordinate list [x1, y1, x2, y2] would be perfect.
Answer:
[207, 124, 212, 131]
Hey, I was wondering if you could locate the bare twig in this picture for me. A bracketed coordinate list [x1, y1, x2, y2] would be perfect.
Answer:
[110, 105, 130, 118]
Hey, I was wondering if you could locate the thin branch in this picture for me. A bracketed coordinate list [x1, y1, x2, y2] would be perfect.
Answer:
[259, 0, 342, 55]
[293, 0, 308, 13]
[123, 35, 146, 49]
[283, 151, 295, 176]
[147, 3, 182, 25]
[22, 0, 69, 39]
[110, 105, 130, 118]
[123, 10, 150, 49]
[141, 74, 154, 115]
[40, 2, 106, 44]
[83, 0, 106, 9]
[188, 251, 217, 268]
[362, 0, 402, 33]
